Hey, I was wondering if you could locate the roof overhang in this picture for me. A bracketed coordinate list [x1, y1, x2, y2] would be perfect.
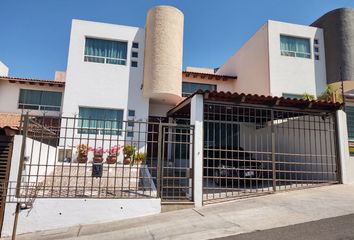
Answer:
[0, 76, 65, 88]
[182, 71, 237, 81]
[168, 90, 342, 118]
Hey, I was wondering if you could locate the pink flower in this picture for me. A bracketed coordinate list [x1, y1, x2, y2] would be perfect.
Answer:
[107, 145, 122, 156]
[92, 147, 104, 156]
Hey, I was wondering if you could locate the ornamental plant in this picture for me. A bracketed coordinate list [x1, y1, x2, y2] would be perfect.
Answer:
[123, 145, 136, 158]
[76, 144, 88, 157]
[92, 147, 104, 157]
[107, 145, 122, 156]
[134, 152, 146, 164]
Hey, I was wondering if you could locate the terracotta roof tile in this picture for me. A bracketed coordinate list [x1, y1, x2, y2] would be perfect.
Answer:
[168, 90, 342, 116]
[0, 113, 21, 130]
[0, 76, 65, 87]
[182, 71, 237, 81]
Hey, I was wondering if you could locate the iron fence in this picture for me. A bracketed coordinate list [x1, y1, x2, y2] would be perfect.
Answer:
[13, 114, 194, 202]
[203, 102, 339, 204]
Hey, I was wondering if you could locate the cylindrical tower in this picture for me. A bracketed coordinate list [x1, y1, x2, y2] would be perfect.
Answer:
[143, 5, 184, 105]
[311, 8, 354, 84]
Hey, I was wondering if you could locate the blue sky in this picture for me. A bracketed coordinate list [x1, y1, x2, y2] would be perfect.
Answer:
[1, 0, 354, 80]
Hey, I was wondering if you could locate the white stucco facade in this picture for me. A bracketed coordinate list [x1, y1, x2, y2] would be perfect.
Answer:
[217, 20, 327, 98]
[268, 20, 327, 97]
[1, 136, 160, 237]
[0, 80, 63, 116]
[0, 61, 9, 76]
[61, 19, 148, 121]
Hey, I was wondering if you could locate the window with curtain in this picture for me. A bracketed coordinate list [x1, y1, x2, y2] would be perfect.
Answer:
[18, 89, 62, 111]
[182, 82, 216, 97]
[84, 38, 128, 65]
[280, 35, 311, 59]
[78, 107, 124, 135]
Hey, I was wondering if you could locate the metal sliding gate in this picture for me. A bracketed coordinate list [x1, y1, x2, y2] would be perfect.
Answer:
[203, 102, 340, 204]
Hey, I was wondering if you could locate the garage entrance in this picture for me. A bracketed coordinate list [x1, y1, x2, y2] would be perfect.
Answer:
[167, 90, 342, 205]
[202, 102, 339, 204]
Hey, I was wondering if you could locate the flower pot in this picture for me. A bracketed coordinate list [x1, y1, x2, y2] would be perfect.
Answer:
[123, 157, 131, 165]
[106, 155, 117, 164]
[78, 155, 88, 163]
[93, 155, 103, 163]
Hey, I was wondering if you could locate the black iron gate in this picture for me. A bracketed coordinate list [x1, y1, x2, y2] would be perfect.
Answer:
[157, 124, 194, 202]
[10, 115, 194, 204]
[203, 102, 339, 204]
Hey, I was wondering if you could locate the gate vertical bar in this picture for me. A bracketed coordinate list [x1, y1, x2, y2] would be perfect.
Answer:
[271, 109, 276, 192]
[16, 113, 29, 197]
[156, 123, 163, 198]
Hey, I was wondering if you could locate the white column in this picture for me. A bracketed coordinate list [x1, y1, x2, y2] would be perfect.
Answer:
[336, 110, 354, 184]
[190, 94, 203, 207]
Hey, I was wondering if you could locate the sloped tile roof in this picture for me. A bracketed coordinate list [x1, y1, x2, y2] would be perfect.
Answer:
[0, 113, 21, 130]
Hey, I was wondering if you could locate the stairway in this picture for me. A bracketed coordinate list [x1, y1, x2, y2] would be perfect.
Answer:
[0, 136, 13, 236]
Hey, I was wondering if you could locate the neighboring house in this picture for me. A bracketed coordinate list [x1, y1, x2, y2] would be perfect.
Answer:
[216, 20, 327, 98]
[0, 70, 65, 135]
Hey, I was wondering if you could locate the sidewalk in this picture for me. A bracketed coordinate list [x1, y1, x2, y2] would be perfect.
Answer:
[7, 184, 354, 240]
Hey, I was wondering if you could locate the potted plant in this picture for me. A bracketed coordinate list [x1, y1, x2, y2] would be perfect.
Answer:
[123, 145, 135, 165]
[92, 147, 104, 163]
[106, 145, 121, 164]
[134, 152, 146, 165]
[76, 144, 88, 163]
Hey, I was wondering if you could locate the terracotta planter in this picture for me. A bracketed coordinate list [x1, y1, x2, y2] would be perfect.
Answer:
[106, 155, 117, 164]
[93, 155, 103, 163]
[123, 156, 131, 165]
[77, 155, 88, 163]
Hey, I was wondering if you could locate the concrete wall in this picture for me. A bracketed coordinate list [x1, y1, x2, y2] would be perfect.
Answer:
[240, 115, 337, 181]
[217, 20, 327, 98]
[61, 20, 149, 148]
[0, 80, 63, 116]
[268, 20, 327, 97]
[149, 102, 175, 117]
[311, 8, 354, 83]
[217, 23, 270, 96]
[23, 137, 57, 183]
[62, 19, 148, 121]
[0, 61, 9, 76]
[2, 198, 160, 237]
[2, 135, 161, 237]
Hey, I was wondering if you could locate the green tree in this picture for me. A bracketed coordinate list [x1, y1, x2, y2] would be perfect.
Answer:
[318, 85, 342, 103]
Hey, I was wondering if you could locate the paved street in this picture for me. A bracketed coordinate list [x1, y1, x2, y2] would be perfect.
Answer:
[4, 184, 354, 240]
[215, 214, 354, 240]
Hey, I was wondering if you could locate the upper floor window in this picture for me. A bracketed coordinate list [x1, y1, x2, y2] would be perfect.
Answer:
[182, 82, 216, 97]
[132, 42, 139, 48]
[78, 107, 123, 135]
[18, 89, 62, 111]
[280, 35, 311, 59]
[84, 38, 127, 65]
[282, 93, 303, 99]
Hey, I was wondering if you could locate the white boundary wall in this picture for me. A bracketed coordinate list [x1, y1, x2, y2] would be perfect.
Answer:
[1, 135, 161, 237]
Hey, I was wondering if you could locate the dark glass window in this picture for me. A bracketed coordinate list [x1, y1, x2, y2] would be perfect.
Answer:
[182, 82, 216, 97]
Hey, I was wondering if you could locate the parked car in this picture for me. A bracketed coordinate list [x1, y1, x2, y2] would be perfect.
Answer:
[203, 146, 263, 185]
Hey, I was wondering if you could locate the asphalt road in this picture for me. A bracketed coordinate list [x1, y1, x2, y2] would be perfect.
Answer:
[215, 214, 354, 240]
